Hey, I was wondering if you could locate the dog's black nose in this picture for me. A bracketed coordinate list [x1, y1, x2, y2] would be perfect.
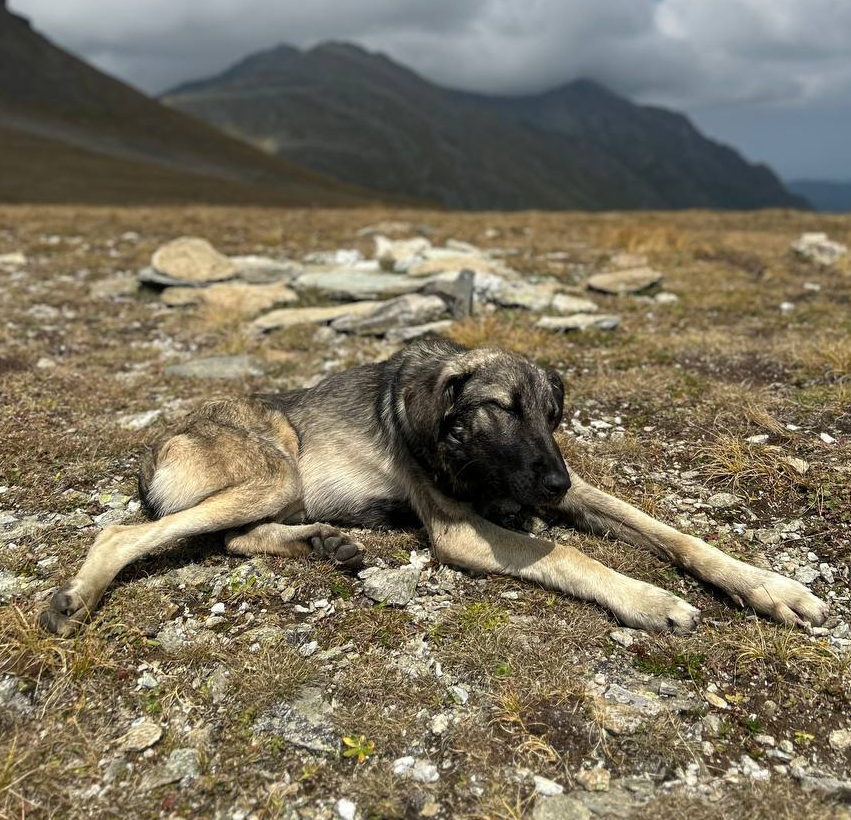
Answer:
[542, 470, 571, 496]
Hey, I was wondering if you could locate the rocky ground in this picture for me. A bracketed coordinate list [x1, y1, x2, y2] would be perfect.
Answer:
[1, 205, 850, 820]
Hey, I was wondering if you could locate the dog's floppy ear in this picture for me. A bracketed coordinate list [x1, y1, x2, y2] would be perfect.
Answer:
[546, 369, 565, 428]
[402, 360, 471, 451]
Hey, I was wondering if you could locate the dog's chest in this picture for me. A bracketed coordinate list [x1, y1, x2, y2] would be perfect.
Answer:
[298, 442, 413, 527]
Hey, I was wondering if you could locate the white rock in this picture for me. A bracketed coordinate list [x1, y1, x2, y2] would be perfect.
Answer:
[791, 232, 848, 266]
[654, 292, 680, 304]
[587, 267, 662, 294]
[536, 314, 620, 332]
[746, 434, 769, 445]
[117, 410, 162, 431]
[150, 236, 237, 284]
[551, 294, 599, 313]
[829, 729, 851, 752]
[374, 236, 432, 271]
[820, 432, 836, 445]
[430, 713, 450, 734]
[533, 775, 564, 796]
[779, 302, 795, 313]
[210, 602, 225, 614]
[335, 798, 357, 820]
[0, 252, 27, 269]
[707, 492, 740, 508]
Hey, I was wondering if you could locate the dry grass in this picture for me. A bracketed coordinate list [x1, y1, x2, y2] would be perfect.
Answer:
[1, 204, 850, 819]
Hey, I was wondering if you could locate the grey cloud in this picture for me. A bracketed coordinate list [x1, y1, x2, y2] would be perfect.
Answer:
[9, 0, 851, 178]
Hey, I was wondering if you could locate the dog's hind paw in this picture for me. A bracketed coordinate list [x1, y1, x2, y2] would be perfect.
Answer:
[730, 568, 828, 629]
[310, 532, 365, 572]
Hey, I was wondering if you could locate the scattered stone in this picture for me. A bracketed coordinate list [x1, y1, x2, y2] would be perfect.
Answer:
[536, 314, 620, 332]
[249, 301, 382, 334]
[392, 756, 440, 783]
[782, 456, 809, 474]
[533, 775, 564, 796]
[89, 274, 139, 299]
[303, 249, 363, 266]
[829, 729, 851, 752]
[754, 734, 776, 747]
[36, 357, 56, 369]
[385, 320, 453, 343]
[253, 686, 337, 753]
[331, 294, 447, 335]
[820, 432, 836, 445]
[492, 280, 557, 311]
[551, 294, 599, 314]
[0, 570, 36, 602]
[374, 235, 432, 271]
[359, 564, 420, 606]
[740, 754, 770, 781]
[407, 254, 503, 278]
[654, 292, 680, 304]
[703, 714, 723, 737]
[794, 565, 820, 585]
[0, 675, 31, 713]
[230, 255, 301, 283]
[791, 232, 848, 266]
[532, 795, 591, 820]
[705, 692, 729, 710]
[357, 221, 413, 237]
[119, 720, 163, 752]
[587, 267, 662, 294]
[137, 672, 158, 689]
[335, 798, 357, 820]
[609, 629, 637, 648]
[430, 713, 450, 735]
[141, 747, 201, 791]
[165, 355, 263, 380]
[707, 492, 740, 509]
[576, 767, 610, 791]
[449, 685, 469, 705]
[746, 434, 769, 445]
[148, 236, 237, 286]
[161, 280, 297, 316]
[117, 409, 162, 431]
[293, 270, 422, 301]
[0, 251, 27, 269]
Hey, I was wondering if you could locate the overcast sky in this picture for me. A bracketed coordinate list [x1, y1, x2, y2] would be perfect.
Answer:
[10, 0, 851, 181]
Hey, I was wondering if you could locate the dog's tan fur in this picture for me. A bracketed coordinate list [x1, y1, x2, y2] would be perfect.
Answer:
[40, 340, 828, 637]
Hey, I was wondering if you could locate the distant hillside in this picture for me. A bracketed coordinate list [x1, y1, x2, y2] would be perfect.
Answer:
[0, 5, 375, 206]
[163, 41, 807, 211]
[787, 180, 851, 213]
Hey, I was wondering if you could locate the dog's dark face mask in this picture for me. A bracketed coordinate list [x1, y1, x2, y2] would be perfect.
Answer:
[404, 348, 570, 518]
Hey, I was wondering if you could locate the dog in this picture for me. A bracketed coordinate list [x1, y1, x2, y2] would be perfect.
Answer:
[40, 338, 828, 636]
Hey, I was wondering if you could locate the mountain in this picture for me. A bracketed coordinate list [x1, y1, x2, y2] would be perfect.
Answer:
[787, 180, 851, 213]
[0, 5, 374, 206]
[163, 41, 807, 211]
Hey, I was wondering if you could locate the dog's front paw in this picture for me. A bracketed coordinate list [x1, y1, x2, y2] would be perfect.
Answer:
[731, 568, 828, 628]
[38, 581, 90, 636]
[613, 580, 701, 634]
[310, 529, 365, 571]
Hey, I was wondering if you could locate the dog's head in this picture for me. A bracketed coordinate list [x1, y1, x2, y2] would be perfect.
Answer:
[402, 344, 570, 515]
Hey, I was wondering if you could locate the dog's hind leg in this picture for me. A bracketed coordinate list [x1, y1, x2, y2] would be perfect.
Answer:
[558, 473, 828, 628]
[413, 485, 700, 634]
[224, 522, 364, 570]
[40, 422, 301, 637]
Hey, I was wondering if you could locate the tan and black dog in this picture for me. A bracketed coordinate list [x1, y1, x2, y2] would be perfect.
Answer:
[40, 338, 828, 636]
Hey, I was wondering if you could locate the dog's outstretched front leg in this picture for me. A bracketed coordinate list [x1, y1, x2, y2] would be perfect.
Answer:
[558, 474, 828, 628]
[413, 486, 700, 633]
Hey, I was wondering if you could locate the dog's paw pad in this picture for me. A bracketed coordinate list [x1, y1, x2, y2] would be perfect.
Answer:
[310, 534, 365, 572]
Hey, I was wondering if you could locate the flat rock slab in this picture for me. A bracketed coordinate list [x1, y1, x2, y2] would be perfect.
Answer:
[253, 686, 337, 753]
[151, 236, 237, 285]
[536, 314, 620, 331]
[406, 254, 505, 278]
[119, 720, 163, 752]
[374, 235, 432, 271]
[230, 255, 302, 283]
[161, 280, 298, 316]
[140, 747, 200, 791]
[331, 294, 447, 335]
[359, 565, 420, 606]
[385, 320, 453, 343]
[791, 232, 848, 266]
[551, 294, 599, 313]
[89, 274, 140, 299]
[293, 269, 424, 301]
[165, 355, 263, 380]
[587, 267, 663, 294]
[249, 301, 382, 334]
[492, 280, 558, 311]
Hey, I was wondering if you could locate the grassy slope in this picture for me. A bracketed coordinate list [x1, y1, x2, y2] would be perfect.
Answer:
[0, 205, 849, 819]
